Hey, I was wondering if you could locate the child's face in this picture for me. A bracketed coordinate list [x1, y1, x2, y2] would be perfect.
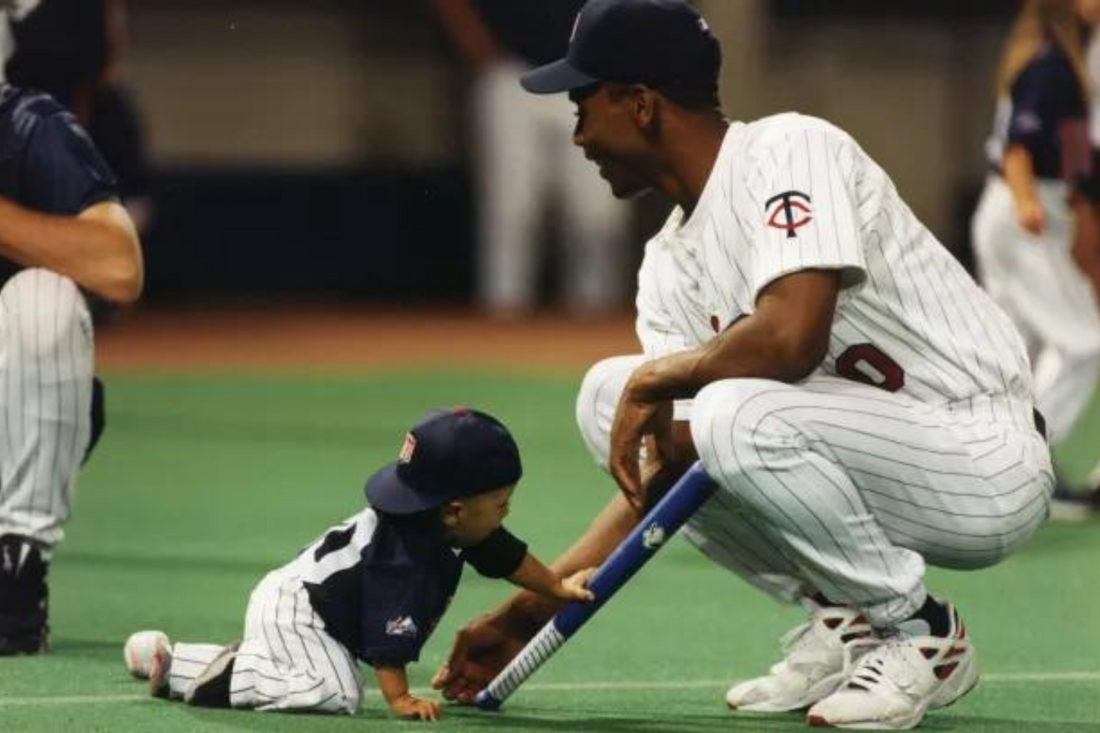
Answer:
[442, 485, 514, 547]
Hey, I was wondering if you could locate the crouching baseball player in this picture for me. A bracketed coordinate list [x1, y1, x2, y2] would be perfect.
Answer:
[433, 1, 1054, 730]
[122, 408, 595, 721]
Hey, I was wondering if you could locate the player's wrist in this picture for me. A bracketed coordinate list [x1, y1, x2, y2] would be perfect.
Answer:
[501, 593, 558, 636]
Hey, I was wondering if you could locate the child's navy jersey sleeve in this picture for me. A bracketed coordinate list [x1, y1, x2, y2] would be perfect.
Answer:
[357, 565, 426, 667]
[21, 110, 117, 215]
[357, 540, 463, 668]
[462, 526, 528, 579]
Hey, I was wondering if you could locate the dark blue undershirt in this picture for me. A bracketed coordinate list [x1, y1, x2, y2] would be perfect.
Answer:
[0, 84, 118, 287]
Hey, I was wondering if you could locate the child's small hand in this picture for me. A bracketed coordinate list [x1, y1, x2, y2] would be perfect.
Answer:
[390, 693, 441, 721]
[556, 567, 597, 602]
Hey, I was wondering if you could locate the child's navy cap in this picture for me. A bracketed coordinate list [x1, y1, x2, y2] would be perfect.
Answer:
[520, 0, 720, 95]
[365, 408, 522, 514]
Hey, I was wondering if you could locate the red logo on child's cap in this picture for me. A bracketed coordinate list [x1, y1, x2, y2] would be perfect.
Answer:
[398, 433, 417, 464]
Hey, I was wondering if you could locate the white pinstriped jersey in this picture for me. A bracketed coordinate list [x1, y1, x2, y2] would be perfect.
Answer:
[637, 113, 1033, 406]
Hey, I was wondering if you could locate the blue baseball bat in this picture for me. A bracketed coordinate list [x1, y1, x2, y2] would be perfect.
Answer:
[474, 462, 716, 710]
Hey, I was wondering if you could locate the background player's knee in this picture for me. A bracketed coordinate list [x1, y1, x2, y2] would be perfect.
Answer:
[575, 355, 646, 470]
[1, 269, 93, 367]
[690, 378, 800, 483]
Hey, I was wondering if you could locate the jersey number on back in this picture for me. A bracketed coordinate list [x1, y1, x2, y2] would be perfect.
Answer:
[835, 344, 905, 393]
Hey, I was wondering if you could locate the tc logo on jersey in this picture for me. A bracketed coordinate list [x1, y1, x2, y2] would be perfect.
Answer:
[398, 433, 417, 464]
[765, 190, 813, 238]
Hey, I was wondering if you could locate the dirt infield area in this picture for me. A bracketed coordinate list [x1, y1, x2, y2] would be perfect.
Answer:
[95, 305, 640, 372]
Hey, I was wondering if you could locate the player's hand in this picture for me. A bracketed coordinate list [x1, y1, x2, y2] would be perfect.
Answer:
[390, 693, 441, 721]
[1017, 197, 1046, 235]
[609, 372, 674, 512]
[431, 611, 533, 704]
[554, 567, 597, 602]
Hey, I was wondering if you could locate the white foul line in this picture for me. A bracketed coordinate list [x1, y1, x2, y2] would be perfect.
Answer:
[0, 693, 147, 706]
[1, 671, 1098, 707]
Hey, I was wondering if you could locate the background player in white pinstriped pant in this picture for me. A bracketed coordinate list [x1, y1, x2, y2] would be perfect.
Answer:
[972, 0, 1100, 518]
[0, 75, 143, 655]
[432, 1, 1055, 729]
[434, 0, 629, 316]
[123, 409, 595, 721]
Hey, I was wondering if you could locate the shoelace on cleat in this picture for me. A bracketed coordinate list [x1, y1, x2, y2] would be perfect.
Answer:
[775, 612, 874, 673]
[838, 637, 890, 692]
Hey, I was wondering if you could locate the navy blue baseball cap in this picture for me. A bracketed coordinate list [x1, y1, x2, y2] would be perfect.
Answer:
[521, 0, 720, 95]
[365, 408, 522, 515]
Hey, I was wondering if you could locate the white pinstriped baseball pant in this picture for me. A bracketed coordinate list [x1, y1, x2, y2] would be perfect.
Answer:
[0, 269, 94, 548]
[473, 60, 628, 312]
[972, 176, 1100, 444]
[577, 355, 1054, 627]
[167, 567, 363, 714]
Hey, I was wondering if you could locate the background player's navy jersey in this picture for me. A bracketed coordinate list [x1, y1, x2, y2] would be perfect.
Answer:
[985, 42, 1090, 182]
[0, 84, 118, 287]
[296, 507, 526, 667]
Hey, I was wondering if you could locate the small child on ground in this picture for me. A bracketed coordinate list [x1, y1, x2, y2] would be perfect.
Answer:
[122, 408, 595, 720]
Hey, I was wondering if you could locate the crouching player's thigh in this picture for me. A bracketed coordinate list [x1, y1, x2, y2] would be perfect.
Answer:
[688, 374, 1053, 572]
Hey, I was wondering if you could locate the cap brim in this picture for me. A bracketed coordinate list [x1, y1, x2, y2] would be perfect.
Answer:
[364, 463, 439, 514]
[520, 58, 600, 94]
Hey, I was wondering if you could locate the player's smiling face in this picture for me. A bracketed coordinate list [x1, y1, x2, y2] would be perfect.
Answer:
[441, 485, 514, 547]
[570, 83, 656, 199]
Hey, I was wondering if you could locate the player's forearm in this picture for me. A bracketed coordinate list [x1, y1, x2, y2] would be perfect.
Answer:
[1002, 145, 1040, 209]
[0, 197, 143, 303]
[433, 0, 503, 71]
[632, 333, 801, 402]
[631, 271, 839, 402]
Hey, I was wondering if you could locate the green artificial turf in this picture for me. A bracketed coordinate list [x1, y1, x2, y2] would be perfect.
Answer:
[1, 371, 1097, 732]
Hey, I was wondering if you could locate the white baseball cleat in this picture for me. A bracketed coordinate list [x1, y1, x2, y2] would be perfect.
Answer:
[806, 605, 979, 729]
[123, 630, 171, 680]
[726, 606, 872, 712]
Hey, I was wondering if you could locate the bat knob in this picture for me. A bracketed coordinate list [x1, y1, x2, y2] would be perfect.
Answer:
[474, 690, 502, 711]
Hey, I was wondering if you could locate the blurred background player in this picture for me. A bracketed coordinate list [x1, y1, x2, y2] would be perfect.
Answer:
[1067, 10, 1100, 513]
[434, 0, 628, 316]
[0, 70, 144, 653]
[124, 409, 594, 721]
[5, 0, 153, 233]
[971, 0, 1100, 519]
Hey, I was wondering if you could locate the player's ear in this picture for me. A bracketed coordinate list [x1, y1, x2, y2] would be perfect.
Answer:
[629, 85, 658, 133]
